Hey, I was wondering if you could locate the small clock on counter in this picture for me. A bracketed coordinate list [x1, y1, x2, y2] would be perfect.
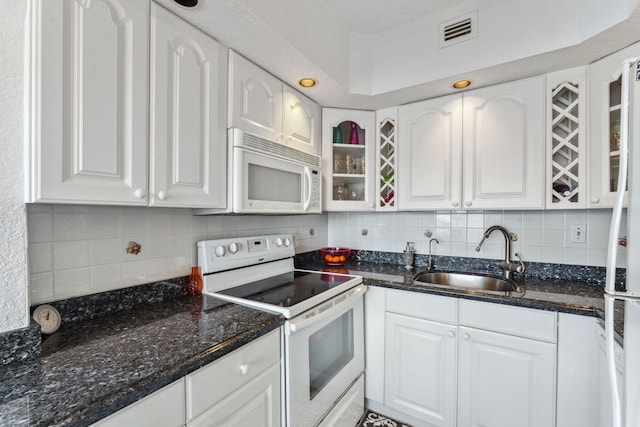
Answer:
[32, 304, 61, 334]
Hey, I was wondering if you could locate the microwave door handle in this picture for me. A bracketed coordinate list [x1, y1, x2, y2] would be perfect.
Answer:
[303, 166, 312, 211]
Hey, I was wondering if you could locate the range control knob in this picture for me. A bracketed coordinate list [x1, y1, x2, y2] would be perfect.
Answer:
[283, 237, 291, 247]
[275, 237, 284, 247]
[214, 245, 226, 258]
[228, 242, 239, 254]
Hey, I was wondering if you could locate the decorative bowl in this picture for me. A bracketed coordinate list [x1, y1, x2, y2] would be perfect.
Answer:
[320, 247, 350, 265]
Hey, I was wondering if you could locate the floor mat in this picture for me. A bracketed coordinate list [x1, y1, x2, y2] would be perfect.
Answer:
[358, 410, 413, 427]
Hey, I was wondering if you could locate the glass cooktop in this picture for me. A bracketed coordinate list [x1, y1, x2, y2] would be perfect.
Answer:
[217, 270, 353, 308]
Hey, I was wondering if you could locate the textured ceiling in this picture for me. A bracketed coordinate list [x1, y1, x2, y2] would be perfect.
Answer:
[155, 0, 640, 109]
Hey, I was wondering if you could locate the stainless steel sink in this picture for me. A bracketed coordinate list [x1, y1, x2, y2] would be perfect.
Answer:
[413, 271, 521, 293]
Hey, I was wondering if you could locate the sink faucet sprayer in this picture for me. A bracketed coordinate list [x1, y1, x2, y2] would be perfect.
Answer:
[475, 225, 526, 279]
[428, 238, 439, 271]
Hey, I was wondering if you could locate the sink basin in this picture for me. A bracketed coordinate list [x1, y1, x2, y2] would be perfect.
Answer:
[413, 271, 520, 293]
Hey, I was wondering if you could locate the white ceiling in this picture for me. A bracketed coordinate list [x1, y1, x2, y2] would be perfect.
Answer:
[156, 0, 640, 109]
[320, 0, 468, 34]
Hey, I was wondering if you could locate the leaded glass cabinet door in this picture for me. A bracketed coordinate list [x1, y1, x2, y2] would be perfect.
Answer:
[546, 67, 586, 209]
[376, 108, 397, 211]
[588, 42, 640, 208]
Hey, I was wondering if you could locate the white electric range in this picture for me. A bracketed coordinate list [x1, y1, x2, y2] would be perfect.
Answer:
[197, 234, 365, 427]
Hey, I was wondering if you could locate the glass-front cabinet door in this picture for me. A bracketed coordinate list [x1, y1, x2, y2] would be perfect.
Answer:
[322, 109, 375, 211]
[588, 41, 640, 208]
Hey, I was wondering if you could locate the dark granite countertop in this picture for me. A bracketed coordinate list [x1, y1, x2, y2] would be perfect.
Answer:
[0, 294, 283, 427]
[297, 259, 624, 338]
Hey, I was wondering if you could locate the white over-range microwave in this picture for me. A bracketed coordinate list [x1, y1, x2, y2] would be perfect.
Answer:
[195, 128, 322, 215]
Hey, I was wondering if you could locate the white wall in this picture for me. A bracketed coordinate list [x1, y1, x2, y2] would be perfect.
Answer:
[0, 2, 29, 333]
[27, 206, 328, 304]
[328, 209, 627, 268]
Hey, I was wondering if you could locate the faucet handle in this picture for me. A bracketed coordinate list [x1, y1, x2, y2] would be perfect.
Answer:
[513, 252, 526, 273]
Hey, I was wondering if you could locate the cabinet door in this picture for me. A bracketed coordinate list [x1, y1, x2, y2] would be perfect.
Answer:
[322, 108, 376, 211]
[384, 312, 457, 427]
[27, 0, 148, 205]
[587, 42, 640, 208]
[150, 4, 227, 208]
[229, 51, 283, 143]
[546, 67, 587, 209]
[283, 85, 321, 156]
[457, 326, 556, 427]
[462, 76, 545, 209]
[398, 95, 463, 210]
[187, 363, 280, 427]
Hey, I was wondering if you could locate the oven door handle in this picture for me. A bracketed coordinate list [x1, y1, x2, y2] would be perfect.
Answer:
[286, 284, 367, 335]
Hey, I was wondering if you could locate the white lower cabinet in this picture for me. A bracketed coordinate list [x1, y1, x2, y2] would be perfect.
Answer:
[187, 363, 280, 427]
[93, 379, 186, 427]
[380, 289, 558, 427]
[457, 326, 556, 427]
[186, 329, 281, 426]
[384, 312, 457, 426]
[92, 329, 281, 427]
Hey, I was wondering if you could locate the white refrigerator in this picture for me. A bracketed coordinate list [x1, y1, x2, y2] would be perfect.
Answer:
[605, 57, 640, 427]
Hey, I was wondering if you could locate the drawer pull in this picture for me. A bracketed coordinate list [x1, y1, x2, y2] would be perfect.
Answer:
[240, 364, 249, 375]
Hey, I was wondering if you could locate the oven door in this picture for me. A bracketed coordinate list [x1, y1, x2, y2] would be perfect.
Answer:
[233, 147, 320, 214]
[284, 285, 366, 427]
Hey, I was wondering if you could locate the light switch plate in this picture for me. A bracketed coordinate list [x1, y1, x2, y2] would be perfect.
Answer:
[570, 224, 586, 243]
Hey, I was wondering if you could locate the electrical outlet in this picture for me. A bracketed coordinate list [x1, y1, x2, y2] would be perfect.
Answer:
[571, 224, 586, 243]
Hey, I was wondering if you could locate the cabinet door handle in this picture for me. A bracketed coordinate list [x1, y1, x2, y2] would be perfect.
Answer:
[451, 201, 460, 207]
[240, 364, 249, 375]
[133, 188, 146, 199]
[464, 201, 472, 207]
[463, 333, 470, 340]
[158, 190, 168, 200]
[448, 330, 455, 337]
[591, 196, 600, 204]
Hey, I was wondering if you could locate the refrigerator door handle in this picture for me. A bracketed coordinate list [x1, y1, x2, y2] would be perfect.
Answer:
[604, 58, 637, 427]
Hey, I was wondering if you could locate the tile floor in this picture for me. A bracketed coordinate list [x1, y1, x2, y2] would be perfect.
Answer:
[358, 410, 413, 427]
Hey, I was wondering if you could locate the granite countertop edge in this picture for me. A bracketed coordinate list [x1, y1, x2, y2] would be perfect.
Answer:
[77, 319, 284, 427]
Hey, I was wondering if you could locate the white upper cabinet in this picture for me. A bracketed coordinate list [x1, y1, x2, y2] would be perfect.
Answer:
[397, 76, 544, 211]
[283, 85, 321, 156]
[398, 95, 463, 210]
[322, 108, 376, 211]
[150, 4, 227, 208]
[462, 76, 545, 210]
[546, 67, 587, 209]
[588, 41, 640, 208]
[229, 51, 320, 156]
[26, 0, 149, 205]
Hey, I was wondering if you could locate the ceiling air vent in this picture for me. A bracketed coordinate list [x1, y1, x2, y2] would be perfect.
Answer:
[439, 11, 477, 48]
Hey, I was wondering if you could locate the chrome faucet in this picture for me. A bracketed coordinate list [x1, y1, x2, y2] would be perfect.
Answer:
[475, 225, 526, 279]
[427, 238, 439, 271]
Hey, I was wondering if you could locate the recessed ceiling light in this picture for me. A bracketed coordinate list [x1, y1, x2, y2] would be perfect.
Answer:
[173, 0, 198, 8]
[298, 78, 317, 88]
[453, 80, 471, 89]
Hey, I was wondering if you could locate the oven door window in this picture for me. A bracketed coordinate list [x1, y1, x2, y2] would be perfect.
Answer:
[248, 163, 301, 203]
[308, 309, 354, 399]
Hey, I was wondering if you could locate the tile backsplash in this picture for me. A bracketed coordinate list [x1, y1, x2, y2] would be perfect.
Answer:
[27, 204, 327, 305]
[328, 209, 627, 269]
[28, 206, 627, 305]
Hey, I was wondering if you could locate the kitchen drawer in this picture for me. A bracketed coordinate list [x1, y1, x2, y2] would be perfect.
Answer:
[186, 329, 280, 422]
[386, 288, 457, 324]
[459, 299, 557, 343]
[93, 379, 185, 427]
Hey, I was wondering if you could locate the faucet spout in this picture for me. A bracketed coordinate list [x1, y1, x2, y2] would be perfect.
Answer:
[428, 238, 439, 271]
[476, 225, 525, 279]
